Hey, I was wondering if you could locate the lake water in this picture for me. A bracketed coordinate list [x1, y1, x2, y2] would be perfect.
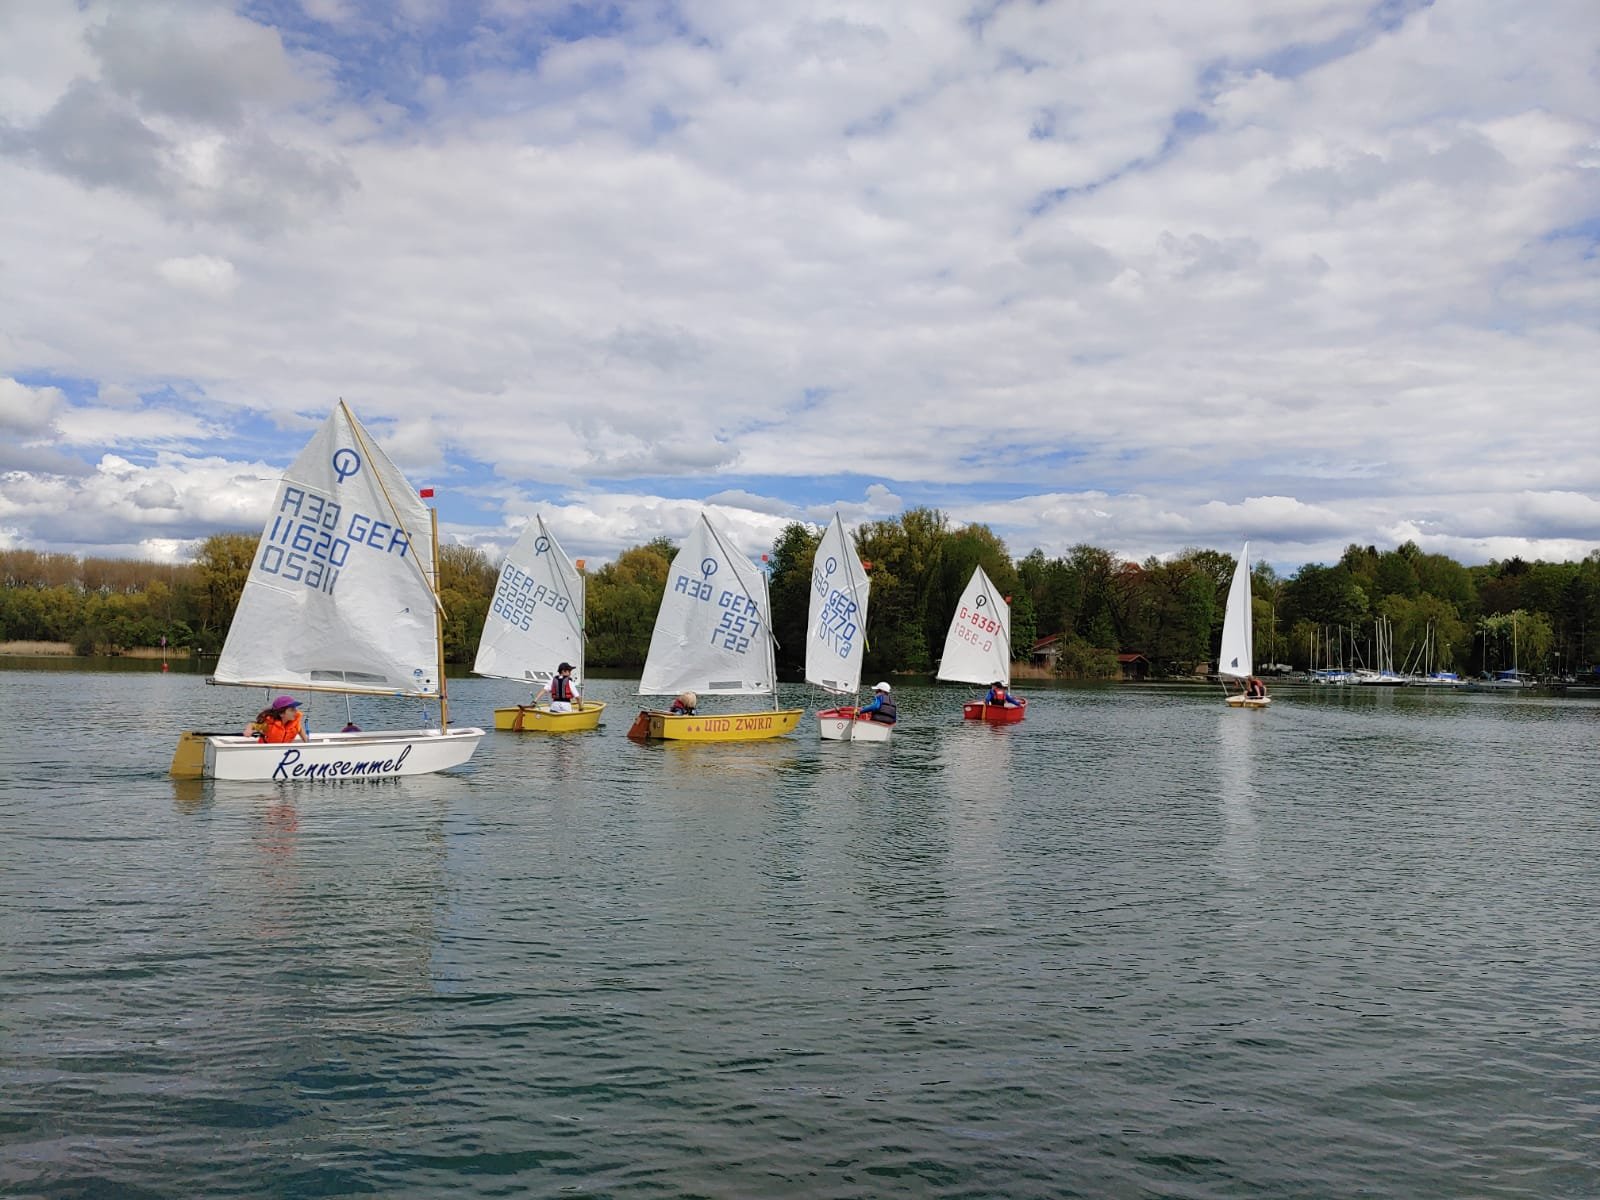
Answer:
[2, 665, 1598, 1198]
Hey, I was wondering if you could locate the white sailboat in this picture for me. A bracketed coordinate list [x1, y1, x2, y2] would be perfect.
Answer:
[937, 565, 1024, 723]
[474, 515, 605, 732]
[1220, 541, 1270, 709]
[626, 511, 803, 742]
[171, 401, 486, 780]
[806, 513, 886, 742]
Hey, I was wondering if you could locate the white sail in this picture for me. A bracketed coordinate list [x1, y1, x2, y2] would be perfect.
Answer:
[936, 566, 1012, 686]
[213, 401, 441, 697]
[473, 515, 585, 687]
[1218, 542, 1253, 681]
[804, 513, 869, 695]
[638, 512, 776, 696]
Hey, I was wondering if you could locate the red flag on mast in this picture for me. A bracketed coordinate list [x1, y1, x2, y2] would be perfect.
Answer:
[419, 487, 435, 498]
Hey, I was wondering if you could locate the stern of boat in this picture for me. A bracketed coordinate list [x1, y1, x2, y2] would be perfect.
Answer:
[169, 730, 212, 779]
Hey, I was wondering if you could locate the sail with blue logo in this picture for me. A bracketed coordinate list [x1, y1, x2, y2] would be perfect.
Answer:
[638, 512, 775, 697]
[473, 514, 585, 690]
[804, 513, 869, 696]
[212, 401, 441, 697]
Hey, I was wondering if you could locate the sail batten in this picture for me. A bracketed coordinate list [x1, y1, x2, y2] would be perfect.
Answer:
[212, 404, 441, 698]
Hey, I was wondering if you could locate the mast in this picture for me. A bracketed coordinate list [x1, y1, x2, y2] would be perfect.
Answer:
[432, 504, 449, 731]
[763, 568, 778, 711]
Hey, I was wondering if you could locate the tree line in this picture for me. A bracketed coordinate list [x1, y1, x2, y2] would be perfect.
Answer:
[4, 515, 1600, 679]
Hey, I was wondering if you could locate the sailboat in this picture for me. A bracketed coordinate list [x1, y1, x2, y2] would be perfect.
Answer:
[937, 565, 1024, 723]
[626, 511, 804, 741]
[474, 515, 606, 732]
[807, 513, 886, 742]
[170, 401, 487, 780]
[1219, 541, 1270, 709]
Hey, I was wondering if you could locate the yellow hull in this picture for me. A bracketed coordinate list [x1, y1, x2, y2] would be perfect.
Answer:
[493, 702, 607, 732]
[627, 708, 803, 742]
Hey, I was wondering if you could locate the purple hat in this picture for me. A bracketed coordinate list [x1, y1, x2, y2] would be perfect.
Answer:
[271, 695, 301, 710]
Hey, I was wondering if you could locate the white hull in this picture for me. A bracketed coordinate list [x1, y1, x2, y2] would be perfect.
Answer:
[817, 713, 893, 742]
[184, 727, 486, 781]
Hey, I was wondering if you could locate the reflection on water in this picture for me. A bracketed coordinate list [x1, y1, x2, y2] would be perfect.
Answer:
[1214, 709, 1260, 887]
[6, 669, 1600, 1198]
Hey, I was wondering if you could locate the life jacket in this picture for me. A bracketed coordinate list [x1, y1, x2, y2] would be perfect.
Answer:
[551, 673, 574, 702]
[260, 711, 303, 743]
[865, 695, 897, 723]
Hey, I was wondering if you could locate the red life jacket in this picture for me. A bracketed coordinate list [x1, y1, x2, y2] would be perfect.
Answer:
[551, 674, 574, 702]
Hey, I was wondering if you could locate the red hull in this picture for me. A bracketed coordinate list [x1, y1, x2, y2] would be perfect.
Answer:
[963, 699, 1026, 723]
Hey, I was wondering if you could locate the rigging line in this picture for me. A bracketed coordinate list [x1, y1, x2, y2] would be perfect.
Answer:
[338, 398, 445, 620]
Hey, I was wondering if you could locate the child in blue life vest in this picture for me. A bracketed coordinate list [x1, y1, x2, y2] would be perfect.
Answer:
[985, 681, 1021, 707]
[857, 682, 897, 724]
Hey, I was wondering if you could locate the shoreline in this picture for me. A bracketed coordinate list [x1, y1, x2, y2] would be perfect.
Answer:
[0, 642, 192, 659]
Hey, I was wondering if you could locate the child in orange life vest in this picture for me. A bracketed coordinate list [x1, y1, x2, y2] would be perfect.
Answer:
[248, 695, 309, 743]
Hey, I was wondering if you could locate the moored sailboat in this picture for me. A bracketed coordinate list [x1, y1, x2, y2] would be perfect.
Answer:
[806, 513, 887, 742]
[626, 512, 803, 742]
[937, 566, 1024, 723]
[1220, 541, 1270, 709]
[170, 401, 486, 780]
[474, 515, 605, 732]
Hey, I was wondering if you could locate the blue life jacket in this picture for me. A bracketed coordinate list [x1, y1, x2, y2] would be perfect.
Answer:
[863, 694, 897, 723]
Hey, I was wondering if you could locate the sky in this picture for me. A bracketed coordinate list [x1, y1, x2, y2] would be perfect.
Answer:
[1, 0, 1597, 574]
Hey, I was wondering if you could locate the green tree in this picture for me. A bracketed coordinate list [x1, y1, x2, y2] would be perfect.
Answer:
[586, 539, 674, 667]
[856, 508, 947, 674]
[437, 544, 498, 663]
[766, 522, 821, 676]
[193, 532, 259, 646]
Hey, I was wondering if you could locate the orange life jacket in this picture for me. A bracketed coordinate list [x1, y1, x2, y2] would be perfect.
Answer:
[260, 712, 304, 743]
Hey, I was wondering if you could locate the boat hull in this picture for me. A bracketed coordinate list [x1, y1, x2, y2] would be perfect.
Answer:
[963, 700, 1027, 724]
[627, 709, 803, 742]
[816, 708, 893, 742]
[1225, 695, 1272, 709]
[171, 727, 486, 781]
[493, 702, 607, 732]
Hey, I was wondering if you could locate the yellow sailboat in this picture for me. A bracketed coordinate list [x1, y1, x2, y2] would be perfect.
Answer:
[475, 514, 605, 732]
[627, 511, 801, 742]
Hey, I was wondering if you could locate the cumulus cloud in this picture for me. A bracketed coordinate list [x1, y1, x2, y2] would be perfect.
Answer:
[158, 254, 238, 295]
[0, 0, 1595, 569]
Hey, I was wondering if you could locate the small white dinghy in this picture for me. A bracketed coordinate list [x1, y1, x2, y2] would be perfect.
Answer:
[171, 401, 486, 781]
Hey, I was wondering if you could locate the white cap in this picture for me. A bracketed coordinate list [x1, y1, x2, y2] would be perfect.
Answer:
[873, 681, 892, 692]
